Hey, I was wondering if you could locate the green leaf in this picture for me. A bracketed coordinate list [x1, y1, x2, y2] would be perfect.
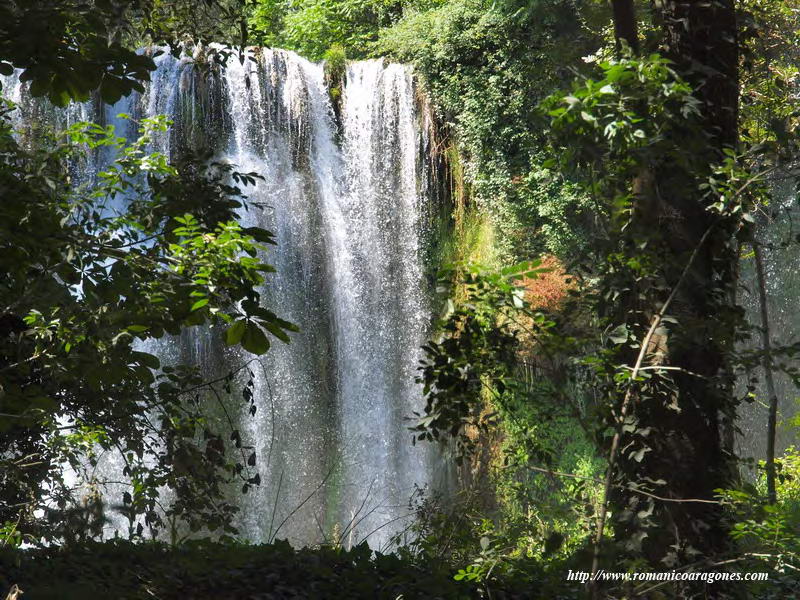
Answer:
[190, 298, 209, 312]
[132, 351, 160, 369]
[241, 322, 270, 355]
[608, 324, 628, 344]
[225, 319, 247, 346]
[242, 226, 276, 244]
[261, 320, 291, 344]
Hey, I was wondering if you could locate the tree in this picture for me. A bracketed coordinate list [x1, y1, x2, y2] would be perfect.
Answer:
[524, 0, 757, 590]
[543, 49, 743, 582]
[248, 0, 410, 60]
[609, 0, 638, 54]
[752, 241, 779, 504]
[0, 0, 249, 106]
[0, 108, 298, 542]
[571, 0, 744, 582]
[0, 0, 298, 542]
[409, 0, 749, 585]
[545, 0, 800, 592]
[607, 0, 741, 568]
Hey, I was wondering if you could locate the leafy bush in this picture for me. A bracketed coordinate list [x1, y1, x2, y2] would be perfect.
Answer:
[324, 43, 348, 108]
[249, 0, 428, 60]
[0, 539, 481, 599]
[718, 446, 800, 597]
[379, 0, 602, 261]
[408, 260, 600, 595]
[0, 109, 293, 543]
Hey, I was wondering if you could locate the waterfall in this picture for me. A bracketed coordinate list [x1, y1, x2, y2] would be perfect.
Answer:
[2, 48, 446, 549]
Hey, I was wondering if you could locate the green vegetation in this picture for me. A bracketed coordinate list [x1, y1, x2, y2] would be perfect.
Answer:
[378, 0, 602, 260]
[719, 449, 800, 596]
[3, 0, 800, 598]
[401, 0, 800, 596]
[0, 108, 296, 543]
[0, 539, 483, 599]
[0, 0, 251, 105]
[323, 43, 347, 117]
[248, 0, 424, 60]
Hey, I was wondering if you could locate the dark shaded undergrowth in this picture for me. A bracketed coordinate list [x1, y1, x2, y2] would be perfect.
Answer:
[0, 539, 545, 600]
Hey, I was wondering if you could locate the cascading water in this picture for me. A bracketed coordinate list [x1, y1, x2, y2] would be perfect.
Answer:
[2, 48, 447, 549]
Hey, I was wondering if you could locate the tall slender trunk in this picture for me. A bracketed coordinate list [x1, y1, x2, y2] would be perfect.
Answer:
[753, 241, 779, 504]
[589, 5, 642, 590]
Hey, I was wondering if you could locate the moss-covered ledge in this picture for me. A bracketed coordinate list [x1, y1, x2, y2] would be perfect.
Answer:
[323, 44, 347, 128]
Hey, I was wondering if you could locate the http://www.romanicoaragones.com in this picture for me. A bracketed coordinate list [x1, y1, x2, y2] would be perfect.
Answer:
[566, 569, 770, 585]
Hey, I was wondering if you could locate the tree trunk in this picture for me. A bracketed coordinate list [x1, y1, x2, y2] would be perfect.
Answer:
[650, 0, 739, 561]
[753, 241, 779, 504]
[610, 0, 639, 54]
[607, 0, 741, 574]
